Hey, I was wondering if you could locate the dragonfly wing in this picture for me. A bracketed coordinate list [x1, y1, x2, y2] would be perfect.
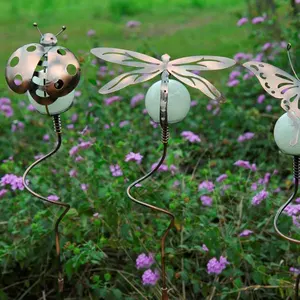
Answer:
[169, 69, 225, 102]
[169, 56, 236, 72]
[91, 47, 163, 68]
[99, 68, 162, 94]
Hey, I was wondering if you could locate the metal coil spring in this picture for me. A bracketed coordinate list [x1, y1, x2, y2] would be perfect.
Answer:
[161, 125, 170, 144]
[53, 114, 62, 134]
[294, 156, 300, 179]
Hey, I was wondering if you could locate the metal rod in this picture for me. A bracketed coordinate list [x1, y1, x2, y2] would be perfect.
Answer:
[274, 156, 300, 299]
[22, 115, 70, 295]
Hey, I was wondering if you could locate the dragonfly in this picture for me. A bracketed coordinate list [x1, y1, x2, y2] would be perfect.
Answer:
[243, 44, 300, 145]
[90, 48, 236, 102]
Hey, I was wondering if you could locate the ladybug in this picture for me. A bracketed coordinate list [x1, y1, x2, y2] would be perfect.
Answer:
[5, 23, 81, 115]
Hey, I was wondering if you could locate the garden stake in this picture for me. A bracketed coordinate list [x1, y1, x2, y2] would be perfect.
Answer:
[5, 23, 81, 296]
[244, 44, 300, 300]
[91, 47, 235, 299]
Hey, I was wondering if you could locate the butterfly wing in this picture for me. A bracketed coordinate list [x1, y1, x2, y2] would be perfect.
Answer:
[91, 48, 164, 94]
[243, 61, 300, 116]
[168, 56, 235, 102]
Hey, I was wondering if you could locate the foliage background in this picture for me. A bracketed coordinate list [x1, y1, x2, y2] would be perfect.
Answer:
[0, 0, 300, 299]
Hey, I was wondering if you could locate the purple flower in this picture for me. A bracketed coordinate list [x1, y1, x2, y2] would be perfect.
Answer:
[131, 93, 144, 107]
[0, 189, 8, 199]
[136, 253, 155, 269]
[254, 53, 264, 62]
[69, 169, 77, 178]
[234, 53, 252, 61]
[284, 204, 300, 216]
[71, 113, 78, 123]
[229, 71, 241, 81]
[110, 164, 123, 177]
[191, 100, 198, 107]
[1, 174, 24, 191]
[290, 267, 300, 275]
[87, 29, 96, 36]
[293, 216, 300, 228]
[104, 95, 122, 106]
[151, 163, 168, 172]
[266, 105, 272, 112]
[126, 20, 141, 28]
[234, 160, 257, 171]
[67, 124, 74, 130]
[11, 121, 24, 132]
[200, 195, 212, 207]
[251, 190, 268, 206]
[79, 141, 93, 150]
[75, 90, 82, 97]
[69, 146, 79, 157]
[142, 269, 160, 286]
[181, 131, 201, 143]
[257, 94, 266, 104]
[296, 0, 300, 4]
[237, 17, 248, 26]
[43, 134, 50, 142]
[75, 156, 84, 162]
[125, 152, 143, 164]
[81, 183, 89, 191]
[262, 43, 272, 51]
[216, 174, 227, 183]
[207, 256, 229, 275]
[239, 229, 253, 237]
[119, 120, 130, 128]
[202, 244, 209, 252]
[47, 195, 59, 201]
[237, 132, 255, 143]
[27, 104, 35, 111]
[251, 183, 258, 191]
[227, 79, 240, 87]
[198, 180, 214, 192]
[252, 16, 265, 24]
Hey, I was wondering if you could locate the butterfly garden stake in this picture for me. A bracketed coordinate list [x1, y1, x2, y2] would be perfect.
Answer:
[244, 44, 300, 299]
[91, 47, 235, 299]
[5, 23, 81, 296]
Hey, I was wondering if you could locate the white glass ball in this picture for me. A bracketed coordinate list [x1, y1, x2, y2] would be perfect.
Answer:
[145, 79, 191, 123]
[27, 72, 75, 115]
[274, 112, 300, 155]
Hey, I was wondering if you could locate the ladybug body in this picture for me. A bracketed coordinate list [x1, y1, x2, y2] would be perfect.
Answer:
[5, 23, 80, 115]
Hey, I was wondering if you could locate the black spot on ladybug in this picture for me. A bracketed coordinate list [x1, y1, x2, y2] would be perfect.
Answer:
[10, 57, 19, 67]
[54, 79, 64, 89]
[259, 64, 264, 67]
[27, 45, 36, 52]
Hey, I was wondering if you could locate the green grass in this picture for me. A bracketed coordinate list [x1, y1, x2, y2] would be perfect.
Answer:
[0, 0, 252, 90]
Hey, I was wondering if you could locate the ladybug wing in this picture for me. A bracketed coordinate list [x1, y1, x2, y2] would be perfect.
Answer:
[5, 43, 45, 94]
[45, 46, 81, 98]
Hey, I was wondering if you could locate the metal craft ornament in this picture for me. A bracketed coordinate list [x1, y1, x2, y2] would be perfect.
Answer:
[5, 23, 81, 296]
[244, 44, 300, 300]
[91, 47, 235, 299]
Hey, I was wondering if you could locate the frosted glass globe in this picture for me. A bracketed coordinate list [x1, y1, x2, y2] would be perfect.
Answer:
[145, 79, 191, 123]
[27, 72, 75, 115]
[274, 112, 300, 155]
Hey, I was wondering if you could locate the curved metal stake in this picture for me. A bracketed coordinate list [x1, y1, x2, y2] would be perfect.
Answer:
[22, 115, 70, 296]
[126, 67, 175, 300]
[274, 156, 300, 300]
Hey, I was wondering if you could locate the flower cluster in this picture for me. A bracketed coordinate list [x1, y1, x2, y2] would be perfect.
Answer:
[1, 174, 24, 191]
[234, 160, 257, 171]
[125, 152, 143, 164]
[110, 164, 123, 177]
[181, 131, 201, 143]
[136, 253, 159, 286]
[0, 97, 13, 118]
[237, 132, 255, 143]
[251, 190, 268, 206]
[207, 256, 229, 275]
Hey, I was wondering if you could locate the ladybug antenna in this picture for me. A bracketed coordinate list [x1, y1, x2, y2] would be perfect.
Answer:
[33, 22, 43, 37]
[287, 43, 299, 81]
[56, 26, 66, 37]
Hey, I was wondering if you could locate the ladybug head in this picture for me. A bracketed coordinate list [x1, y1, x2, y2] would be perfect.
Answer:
[33, 23, 66, 47]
